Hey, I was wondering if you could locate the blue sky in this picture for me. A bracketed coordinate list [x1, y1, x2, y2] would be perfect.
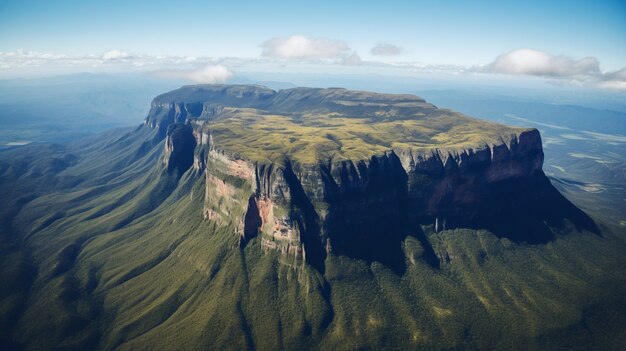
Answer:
[0, 0, 625, 89]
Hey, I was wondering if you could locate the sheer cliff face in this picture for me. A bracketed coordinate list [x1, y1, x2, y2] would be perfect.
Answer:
[163, 123, 196, 174]
[152, 84, 596, 273]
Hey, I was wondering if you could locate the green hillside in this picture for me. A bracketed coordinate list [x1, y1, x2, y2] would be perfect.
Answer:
[0, 86, 625, 350]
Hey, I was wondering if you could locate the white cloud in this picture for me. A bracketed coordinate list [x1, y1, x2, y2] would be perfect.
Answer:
[102, 49, 130, 60]
[260, 35, 351, 60]
[185, 65, 233, 83]
[601, 68, 626, 81]
[0, 48, 228, 75]
[597, 80, 626, 90]
[598, 68, 626, 90]
[153, 65, 233, 83]
[487, 49, 600, 77]
[1, 47, 624, 91]
[341, 52, 362, 66]
[370, 43, 404, 56]
[482, 49, 626, 90]
[0, 49, 67, 69]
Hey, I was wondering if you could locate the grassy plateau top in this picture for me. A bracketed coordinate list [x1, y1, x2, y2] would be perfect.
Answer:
[150, 85, 529, 163]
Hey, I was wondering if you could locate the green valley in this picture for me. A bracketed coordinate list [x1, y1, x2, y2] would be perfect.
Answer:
[0, 85, 624, 350]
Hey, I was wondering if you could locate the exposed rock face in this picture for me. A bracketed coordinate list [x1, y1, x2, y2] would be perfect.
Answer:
[144, 84, 437, 128]
[163, 123, 196, 174]
[145, 85, 276, 139]
[146, 84, 597, 273]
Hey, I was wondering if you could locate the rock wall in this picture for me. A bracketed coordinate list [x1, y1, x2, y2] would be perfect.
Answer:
[147, 89, 597, 273]
[163, 123, 196, 175]
[217, 128, 593, 272]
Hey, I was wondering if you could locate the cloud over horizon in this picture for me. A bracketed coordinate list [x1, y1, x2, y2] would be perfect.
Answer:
[102, 49, 131, 60]
[487, 49, 600, 77]
[153, 65, 233, 83]
[260, 35, 361, 64]
[370, 43, 404, 56]
[1, 47, 624, 91]
[597, 68, 626, 90]
[0, 48, 227, 76]
[483, 49, 626, 90]
[341, 52, 362, 65]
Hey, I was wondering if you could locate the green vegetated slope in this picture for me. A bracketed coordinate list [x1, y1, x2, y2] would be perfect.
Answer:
[0, 89, 625, 350]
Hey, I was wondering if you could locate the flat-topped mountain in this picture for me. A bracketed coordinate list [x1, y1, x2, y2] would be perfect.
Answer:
[0, 85, 611, 351]
[143, 85, 594, 273]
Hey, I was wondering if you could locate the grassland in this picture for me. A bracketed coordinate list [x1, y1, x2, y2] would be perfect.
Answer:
[206, 107, 525, 163]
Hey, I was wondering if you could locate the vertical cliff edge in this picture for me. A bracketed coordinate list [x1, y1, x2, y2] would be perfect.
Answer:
[148, 84, 597, 274]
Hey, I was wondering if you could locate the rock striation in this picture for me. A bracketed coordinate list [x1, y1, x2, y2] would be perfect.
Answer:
[147, 84, 597, 273]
